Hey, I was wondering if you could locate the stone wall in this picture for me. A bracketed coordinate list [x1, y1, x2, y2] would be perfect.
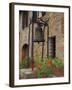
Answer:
[19, 12, 64, 62]
[46, 12, 64, 60]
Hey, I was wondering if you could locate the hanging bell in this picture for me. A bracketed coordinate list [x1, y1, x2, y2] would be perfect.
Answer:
[34, 26, 44, 42]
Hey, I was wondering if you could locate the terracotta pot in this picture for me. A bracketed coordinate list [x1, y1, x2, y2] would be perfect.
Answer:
[53, 67, 64, 77]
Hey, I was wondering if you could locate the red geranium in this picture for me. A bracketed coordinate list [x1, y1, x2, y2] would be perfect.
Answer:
[37, 64, 42, 70]
[47, 60, 52, 67]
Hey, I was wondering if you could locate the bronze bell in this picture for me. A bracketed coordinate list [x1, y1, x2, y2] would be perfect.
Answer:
[34, 25, 44, 42]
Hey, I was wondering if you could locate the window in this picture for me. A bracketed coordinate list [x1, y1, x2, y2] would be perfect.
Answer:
[32, 11, 37, 22]
[42, 12, 46, 16]
[22, 11, 28, 29]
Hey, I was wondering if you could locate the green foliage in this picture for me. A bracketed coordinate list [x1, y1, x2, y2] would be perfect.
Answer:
[20, 57, 64, 78]
[52, 58, 64, 68]
[19, 59, 28, 69]
[34, 57, 64, 78]
[34, 58, 53, 78]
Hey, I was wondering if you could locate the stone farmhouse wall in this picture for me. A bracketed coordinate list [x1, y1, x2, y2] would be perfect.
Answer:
[19, 11, 64, 62]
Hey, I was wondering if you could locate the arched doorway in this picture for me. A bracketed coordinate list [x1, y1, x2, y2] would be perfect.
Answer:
[21, 44, 29, 68]
[22, 44, 29, 60]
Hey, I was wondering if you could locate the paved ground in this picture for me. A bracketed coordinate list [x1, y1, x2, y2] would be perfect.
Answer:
[19, 68, 36, 79]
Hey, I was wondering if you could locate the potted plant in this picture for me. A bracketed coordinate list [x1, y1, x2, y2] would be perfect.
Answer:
[33, 59, 54, 78]
[52, 58, 64, 77]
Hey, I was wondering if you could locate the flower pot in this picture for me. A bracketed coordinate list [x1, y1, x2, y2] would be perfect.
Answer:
[53, 67, 64, 77]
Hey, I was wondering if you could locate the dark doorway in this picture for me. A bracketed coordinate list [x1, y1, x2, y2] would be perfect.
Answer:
[22, 44, 29, 60]
[48, 36, 56, 58]
[21, 44, 29, 68]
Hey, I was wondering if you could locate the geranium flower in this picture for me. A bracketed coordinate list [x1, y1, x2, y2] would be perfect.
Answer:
[47, 60, 52, 67]
[37, 64, 42, 70]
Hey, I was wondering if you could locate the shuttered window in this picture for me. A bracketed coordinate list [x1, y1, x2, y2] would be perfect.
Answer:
[48, 36, 56, 58]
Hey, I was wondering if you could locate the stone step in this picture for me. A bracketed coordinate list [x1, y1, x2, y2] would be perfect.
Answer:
[19, 68, 36, 79]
